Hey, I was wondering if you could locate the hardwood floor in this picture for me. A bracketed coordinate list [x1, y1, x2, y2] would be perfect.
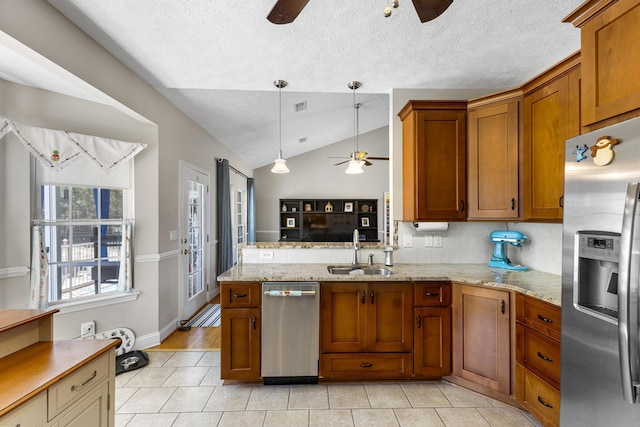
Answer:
[147, 295, 221, 351]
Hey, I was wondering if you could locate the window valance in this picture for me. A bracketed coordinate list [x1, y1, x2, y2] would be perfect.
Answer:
[0, 114, 146, 174]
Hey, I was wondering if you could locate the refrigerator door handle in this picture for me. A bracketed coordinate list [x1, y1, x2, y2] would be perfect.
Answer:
[618, 182, 640, 404]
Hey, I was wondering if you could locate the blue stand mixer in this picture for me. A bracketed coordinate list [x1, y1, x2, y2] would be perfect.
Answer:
[487, 230, 529, 271]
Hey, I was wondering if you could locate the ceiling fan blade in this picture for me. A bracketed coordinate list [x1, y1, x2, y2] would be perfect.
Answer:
[267, 0, 310, 24]
[364, 160, 373, 166]
[411, 0, 453, 23]
[366, 156, 390, 161]
[334, 160, 350, 166]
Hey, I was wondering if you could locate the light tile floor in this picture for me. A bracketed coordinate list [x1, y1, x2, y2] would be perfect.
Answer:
[115, 351, 542, 427]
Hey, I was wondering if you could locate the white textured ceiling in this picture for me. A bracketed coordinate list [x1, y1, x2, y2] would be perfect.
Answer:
[43, 0, 583, 169]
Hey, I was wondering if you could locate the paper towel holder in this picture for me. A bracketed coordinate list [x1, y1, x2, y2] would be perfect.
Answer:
[413, 222, 449, 231]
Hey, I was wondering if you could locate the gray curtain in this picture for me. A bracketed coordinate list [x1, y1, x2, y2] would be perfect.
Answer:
[216, 159, 233, 278]
[247, 178, 256, 243]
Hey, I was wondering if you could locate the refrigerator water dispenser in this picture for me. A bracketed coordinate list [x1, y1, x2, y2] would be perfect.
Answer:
[574, 231, 621, 323]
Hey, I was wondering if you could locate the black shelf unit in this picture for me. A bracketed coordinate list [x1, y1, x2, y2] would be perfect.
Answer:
[279, 198, 378, 242]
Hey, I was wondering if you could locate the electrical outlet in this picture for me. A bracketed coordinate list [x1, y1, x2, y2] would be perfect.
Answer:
[425, 235, 434, 247]
[434, 235, 443, 248]
[403, 234, 413, 247]
[80, 321, 95, 338]
[259, 250, 274, 260]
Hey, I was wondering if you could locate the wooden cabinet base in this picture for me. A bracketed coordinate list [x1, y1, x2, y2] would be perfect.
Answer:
[321, 353, 412, 379]
[515, 363, 560, 427]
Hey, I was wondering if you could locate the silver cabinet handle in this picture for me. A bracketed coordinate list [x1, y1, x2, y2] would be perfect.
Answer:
[71, 370, 97, 391]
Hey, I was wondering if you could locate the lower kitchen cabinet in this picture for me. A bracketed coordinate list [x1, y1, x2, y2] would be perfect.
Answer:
[220, 282, 262, 380]
[221, 307, 261, 380]
[320, 282, 413, 379]
[414, 282, 452, 378]
[515, 294, 561, 426]
[452, 284, 511, 394]
[414, 306, 451, 377]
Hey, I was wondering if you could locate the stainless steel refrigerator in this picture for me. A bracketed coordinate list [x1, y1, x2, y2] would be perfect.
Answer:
[561, 116, 640, 425]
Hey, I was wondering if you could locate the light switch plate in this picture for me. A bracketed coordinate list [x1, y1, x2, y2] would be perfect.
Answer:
[403, 234, 413, 247]
[169, 230, 178, 241]
[434, 235, 443, 248]
[425, 235, 434, 247]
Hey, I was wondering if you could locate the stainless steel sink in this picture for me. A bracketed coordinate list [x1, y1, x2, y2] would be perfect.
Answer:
[326, 266, 393, 276]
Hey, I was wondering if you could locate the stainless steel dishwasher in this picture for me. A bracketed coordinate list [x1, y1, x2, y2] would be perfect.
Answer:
[261, 281, 320, 385]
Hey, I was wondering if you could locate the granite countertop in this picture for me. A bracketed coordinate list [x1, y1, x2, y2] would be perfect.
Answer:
[218, 263, 561, 306]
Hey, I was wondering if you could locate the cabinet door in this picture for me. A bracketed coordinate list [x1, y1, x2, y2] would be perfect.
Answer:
[577, 0, 640, 126]
[221, 307, 261, 379]
[56, 382, 109, 427]
[523, 68, 580, 221]
[453, 285, 511, 394]
[414, 307, 451, 377]
[403, 108, 467, 221]
[467, 100, 520, 219]
[321, 283, 368, 353]
[367, 283, 413, 353]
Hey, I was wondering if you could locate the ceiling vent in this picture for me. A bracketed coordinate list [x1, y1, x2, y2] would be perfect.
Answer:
[294, 101, 307, 112]
[298, 137, 307, 143]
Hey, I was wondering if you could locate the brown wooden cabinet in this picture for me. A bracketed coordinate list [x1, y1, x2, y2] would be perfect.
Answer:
[220, 282, 261, 380]
[399, 101, 467, 222]
[414, 282, 452, 378]
[522, 54, 581, 221]
[467, 93, 521, 220]
[321, 282, 413, 379]
[515, 294, 561, 427]
[565, 0, 640, 128]
[452, 284, 511, 394]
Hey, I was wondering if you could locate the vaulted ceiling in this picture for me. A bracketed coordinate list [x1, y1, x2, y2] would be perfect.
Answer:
[45, 0, 583, 169]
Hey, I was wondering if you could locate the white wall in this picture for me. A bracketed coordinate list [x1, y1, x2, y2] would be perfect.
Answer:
[254, 127, 390, 242]
[0, 0, 252, 347]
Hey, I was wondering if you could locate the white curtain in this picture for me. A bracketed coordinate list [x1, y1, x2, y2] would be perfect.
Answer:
[0, 114, 146, 173]
[29, 225, 49, 309]
[117, 221, 134, 292]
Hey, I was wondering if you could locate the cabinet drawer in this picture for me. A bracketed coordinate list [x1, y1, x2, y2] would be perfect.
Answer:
[321, 353, 412, 379]
[415, 282, 451, 306]
[516, 364, 560, 427]
[0, 391, 46, 426]
[516, 324, 560, 388]
[220, 283, 261, 308]
[48, 352, 109, 420]
[516, 294, 561, 341]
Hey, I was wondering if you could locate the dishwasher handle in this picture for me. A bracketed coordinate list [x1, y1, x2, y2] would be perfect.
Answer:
[263, 290, 316, 297]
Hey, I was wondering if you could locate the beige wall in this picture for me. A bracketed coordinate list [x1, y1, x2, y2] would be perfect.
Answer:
[254, 127, 390, 242]
[0, 0, 251, 347]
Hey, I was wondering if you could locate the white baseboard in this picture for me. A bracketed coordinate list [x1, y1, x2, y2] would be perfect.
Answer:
[134, 317, 180, 350]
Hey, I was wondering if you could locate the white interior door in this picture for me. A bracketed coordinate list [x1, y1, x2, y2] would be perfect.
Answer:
[180, 164, 209, 321]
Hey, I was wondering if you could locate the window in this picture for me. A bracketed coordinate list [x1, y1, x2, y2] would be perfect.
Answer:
[41, 185, 130, 303]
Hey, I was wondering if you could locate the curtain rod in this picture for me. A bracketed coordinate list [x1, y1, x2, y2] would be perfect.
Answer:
[216, 158, 250, 179]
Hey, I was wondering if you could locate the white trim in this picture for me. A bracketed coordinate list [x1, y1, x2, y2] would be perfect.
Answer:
[49, 291, 140, 314]
[134, 330, 162, 351]
[136, 249, 180, 263]
[0, 266, 30, 279]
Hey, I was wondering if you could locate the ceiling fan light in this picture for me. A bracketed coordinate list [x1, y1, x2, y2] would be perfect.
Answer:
[271, 157, 290, 174]
[345, 159, 365, 174]
[384, 6, 392, 17]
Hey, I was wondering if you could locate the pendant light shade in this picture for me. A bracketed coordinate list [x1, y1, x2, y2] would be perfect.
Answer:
[271, 79, 290, 174]
[346, 81, 364, 175]
[345, 158, 365, 174]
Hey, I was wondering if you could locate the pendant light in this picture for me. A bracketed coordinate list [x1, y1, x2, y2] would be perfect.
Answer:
[271, 79, 290, 174]
[345, 81, 365, 175]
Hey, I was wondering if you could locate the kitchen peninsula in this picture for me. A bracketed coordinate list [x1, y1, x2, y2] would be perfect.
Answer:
[218, 262, 562, 426]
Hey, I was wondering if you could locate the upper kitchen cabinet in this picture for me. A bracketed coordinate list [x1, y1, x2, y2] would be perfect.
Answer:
[399, 101, 467, 222]
[522, 53, 581, 222]
[467, 91, 522, 220]
[565, 0, 640, 129]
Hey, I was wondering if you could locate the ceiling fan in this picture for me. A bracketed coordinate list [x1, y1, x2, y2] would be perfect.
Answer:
[332, 150, 389, 167]
[330, 82, 389, 173]
[267, 0, 453, 24]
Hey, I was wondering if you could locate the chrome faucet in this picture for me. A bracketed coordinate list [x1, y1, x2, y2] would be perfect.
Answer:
[352, 228, 360, 267]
